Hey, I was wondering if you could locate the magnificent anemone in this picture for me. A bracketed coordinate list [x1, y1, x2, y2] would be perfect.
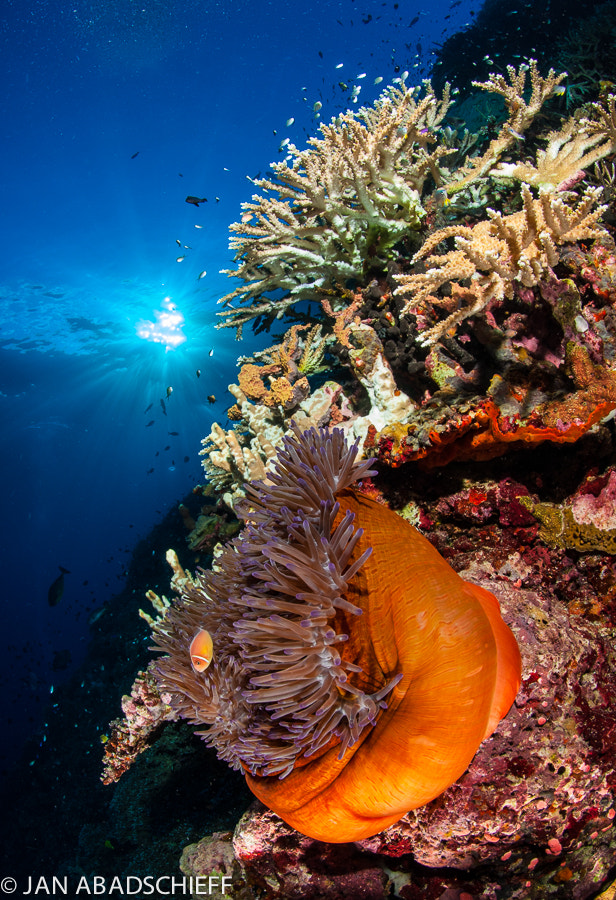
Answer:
[152, 424, 521, 842]
[153, 425, 399, 776]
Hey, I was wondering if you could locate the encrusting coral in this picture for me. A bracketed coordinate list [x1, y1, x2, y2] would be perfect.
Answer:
[112, 425, 521, 843]
[521, 466, 616, 553]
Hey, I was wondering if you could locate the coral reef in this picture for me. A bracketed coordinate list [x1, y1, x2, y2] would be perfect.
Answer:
[199, 63, 616, 507]
[101, 667, 177, 785]
[102, 57, 616, 898]
[199, 378, 353, 507]
[216, 79, 452, 335]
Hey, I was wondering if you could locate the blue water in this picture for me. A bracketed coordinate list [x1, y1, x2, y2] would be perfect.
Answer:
[0, 0, 475, 771]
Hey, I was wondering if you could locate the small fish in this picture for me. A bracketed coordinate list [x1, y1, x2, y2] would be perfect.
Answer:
[144, 403, 153, 414]
[164, 445, 171, 451]
[335, 62, 343, 69]
[433, 187, 450, 208]
[48, 566, 70, 607]
[553, 85, 567, 97]
[313, 101, 322, 113]
[207, 394, 216, 404]
[176, 255, 186, 263]
[160, 398, 167, 416]
[166, 386, 173, 398]
[185, 196, 207, 206]
[196, 369, 201, 378]
[208, 348, 214, 357]
[176, 238, 181, 246]
[146, 420, 155, 427]
[190, 629, 214, 672]
[168, 431, 179, 436]
[409, 14, 419, 26]
[147, 467, 155, 474]
[286, 117, 295, 127]
[89, 606, 106, 625]
[374, 76, 383, 84]
[131, 151, 140, 159]
[183, 455, 190, 463]
[194, 224, 204, 228]
[198, 270, 207, 279]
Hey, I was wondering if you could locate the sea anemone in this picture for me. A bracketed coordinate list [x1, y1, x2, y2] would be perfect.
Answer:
[152, 424, 521, 842]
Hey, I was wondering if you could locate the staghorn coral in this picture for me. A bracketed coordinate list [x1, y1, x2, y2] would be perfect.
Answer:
[393, 184, 608, 346]
[444, 59, 567, 196]
[493, 118, 610, 192]
[215, 79, 453, 335]
[211, 61, 616, 346]
[492, 94, 616, 191]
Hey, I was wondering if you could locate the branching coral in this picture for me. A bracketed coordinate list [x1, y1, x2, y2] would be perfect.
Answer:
[493, 97, 616, 191]
[213, 59, 616, 344]
[216, 79, 453, 335]
[394, 185, 608, 345]
[445, 60, 567, 195]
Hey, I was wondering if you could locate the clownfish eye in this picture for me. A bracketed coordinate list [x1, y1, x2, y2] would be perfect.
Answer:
[190, 629, 213, 672]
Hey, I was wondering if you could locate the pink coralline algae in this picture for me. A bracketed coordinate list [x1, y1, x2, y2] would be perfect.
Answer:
[571, 468, 616, 530]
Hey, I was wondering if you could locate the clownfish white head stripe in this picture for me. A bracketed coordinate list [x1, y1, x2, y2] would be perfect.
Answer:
[190, 629, 213, 672]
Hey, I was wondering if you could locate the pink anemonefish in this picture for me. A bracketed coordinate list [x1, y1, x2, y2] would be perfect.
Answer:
[190, 629, 214, 672]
